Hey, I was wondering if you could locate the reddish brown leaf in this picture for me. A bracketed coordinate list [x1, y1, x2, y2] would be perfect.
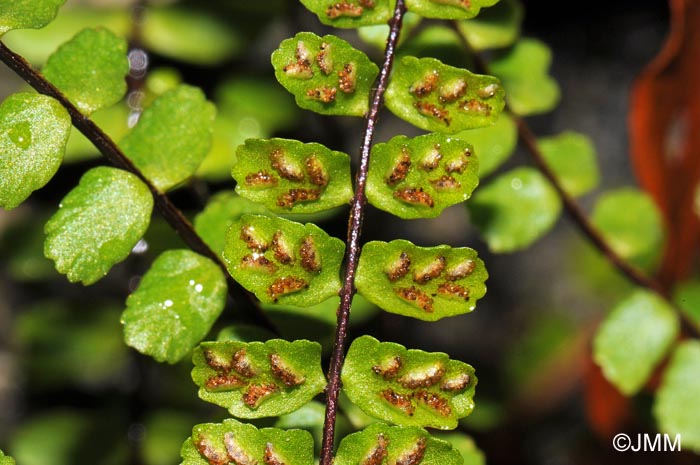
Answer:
[629, 0, 700, 288]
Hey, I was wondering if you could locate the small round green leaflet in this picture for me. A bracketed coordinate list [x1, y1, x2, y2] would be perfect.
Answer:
[0, 8, 130, 66]
[42, 28, 129, 115]
[223, 214, 345, 306]
[0, 93, 70, 210]
[194, 191, 270, 255]
[342, 335, 477, 429]
[385, 56, 505, 133]
[44, 166, 153, 285]
[191, 339, 327, 419]
[299, 0, 396, 28]
[406, 0, 499, 20]
[468, 167, 562, 253]
[593, 290, 679, 396]
[356, 240, 487, 321]
[590, 188, 665, 271]
[366, 133, 479, 219]
[0, 0, 65, 36]
[538, 131, 600, 197]
[120, 85, 216, 192]
[0, 449, 16, 465]
[454, 113, 516, 177]
[436, 432, 486, 465]
[654, 341, 700, 452]
[141, 6, 242, 66]
[121, 250, 227, 364]
[335, 423, 463, 465]
[181, 418, 314, 465]
[272, 32, 379, 117]
[455, 0, 523, 51]
[489, 38, 560, 116]
[233, 138, 354, 214]
[674, 280, 700, 328]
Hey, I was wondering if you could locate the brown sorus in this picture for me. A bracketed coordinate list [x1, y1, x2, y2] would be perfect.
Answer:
[316, 42, 333, 75]
[387, 147, 411, 186]
[283, 41, 313, 79]
[276, 188, 321, 208]
[395, 286, 434, 313]
[268, 276, 308, 301]
[232, 348, 256, 378]
[445, 151, 470, 174]
[398, 363, 446, 389]
[430, 0, 472, 10]
[420, 146, 442, 171]
[338, 63, 357, 93]
[395, 437, 428, 465]
[270, 149, 304, 181]
[306, 86, 337, 103]
[478, 83, 499, 98]
[414, 101, 451, 125]
[393, 187, 435, 207]
[386, 252, 411, 281]
[439, 78, 467, 103]
[300, 236, 322, 272]
[326, 1, 364, 18]
[415, 390, 452, 416]
[362, 434, 389, 465]
[270, 353, 305, 387]
[205, 374, 245, 391]
[306, 156, 329, 186]
[441, 373, 471, 392]
[437, 282, 470, 300]
[271, 231, 294, 264]
[224, 432, 258, 465]
[459, 98, 491, 115]
[381, 388, 415, 415]
[413, 256, 446, 284]
[429, 175, 461, 190]
[372, 355, 402, 379]
[240, 225, 268, 252]
[245, 170, 278, 187]
[446, 259, 475, 280]
[410, 71, 439, 97]
[241, 254, 277, 273]
[204, 349, 231, 371]
[195, 435, 229, 465]
[264, 443, 286, 465]
[243, 383, 279, 408]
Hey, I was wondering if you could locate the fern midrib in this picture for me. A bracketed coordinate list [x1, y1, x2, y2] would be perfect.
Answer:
[319, 2, 409, 465]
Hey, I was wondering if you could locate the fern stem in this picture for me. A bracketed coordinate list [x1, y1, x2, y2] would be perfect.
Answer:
[513, 116, 664, 293]
[515, 116, 699, 335]
[0, 41, 276, 332]
[320, 2, 407, 464]
[450, 23, 699, 336]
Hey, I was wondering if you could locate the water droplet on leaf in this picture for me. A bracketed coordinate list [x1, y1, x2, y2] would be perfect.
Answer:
[8, 121, 32, 149]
